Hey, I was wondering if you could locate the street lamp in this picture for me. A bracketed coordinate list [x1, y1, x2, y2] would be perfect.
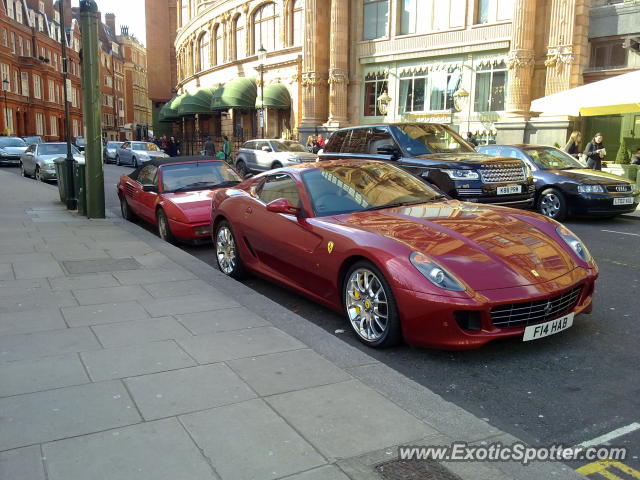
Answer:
[59, 0, 76, 210]
[2, 77, 9, 134]
[257, 44, 267, 138]
[376, 90, 391, 116]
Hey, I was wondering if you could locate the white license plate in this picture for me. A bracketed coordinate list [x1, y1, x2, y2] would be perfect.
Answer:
[523, 313, 574, 341]
[613, 197, 634, 205]
[497, 185, 522, 195]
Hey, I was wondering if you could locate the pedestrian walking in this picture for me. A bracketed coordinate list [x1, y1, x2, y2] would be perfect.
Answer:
[222, 136, 232, 164]
[466, 132, 478, 147]
[160, 135, 168, 154]
[317, 135, 326, 149]
[203, 136, 216, 156]
[168, 136, 180, 157]
[631, 147, 640, 165]
[584, 133, 606, 170]
[306, 135, 316, 153]
[563, 131, 582, 159]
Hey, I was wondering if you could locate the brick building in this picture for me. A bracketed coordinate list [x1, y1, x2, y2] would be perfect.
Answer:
[99, 13, 125, 141]
[0, 0, 83, 140]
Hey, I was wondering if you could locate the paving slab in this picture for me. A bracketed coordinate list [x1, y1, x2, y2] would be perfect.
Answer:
[112, 267, 196, 285]
[0, 380, 141, 451]
[43, 418, 217, 480]
[0, 353, 89, 397]
[140, 293, 240, 317]
[177, 327, 305, 364]
[0, 263, 13, 280]
[125, 364, 257, 420]
[177, 307, 271, 335]
[0, 290, 77, 314]
[0, 308, 67, 337]
[180, 398, 326, 480]
[266, 380, 436, 460]
[12, 260, 64, 279]
[142, 279, 219, 298]
[72, 285, 153, 306]
[0, 279, 48, 297]
[0, 252, 54, 264]
[61, 301, 150, 327]
[228, 349, 352, 396]
[48, 273, 119, 291]
[48, 248, 112, 261]
[81, 340, 196, 381]
[284, 465, 351, 480]
[0, 445, 46, 480]
[91, 317, 193, 348]
[62, 257, 142, 274]
[0, 327, 101, 363]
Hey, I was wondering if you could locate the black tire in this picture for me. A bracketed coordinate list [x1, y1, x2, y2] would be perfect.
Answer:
[271, 161, 283, 170]
[20, 162, 27, 177]
[214, 220, 247, 279]
[119, 195, 134, 221]
[35, 166, 44, 182]
[538, 188, 568, 221]
[156, 209, 175, 244]
[342, 261, 402, 348]
[115, 155, 121, 166]
[132, 157, 138, 168]
[235, 160, 248, 177]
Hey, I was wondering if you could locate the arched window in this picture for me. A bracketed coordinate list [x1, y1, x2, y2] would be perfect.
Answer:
[254, 2, 278, 53]
[198, 31, 210, 71]
[180, 0, 189, 27]
[233, 14, 245, 60]
[292, 0, 303, 46]
[214, 24, 223, 65]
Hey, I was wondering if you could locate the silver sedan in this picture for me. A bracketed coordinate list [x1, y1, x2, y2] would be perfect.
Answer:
[234, 139, 317, 176]
[20, 143, 83, 182]
[103, 141, 124, 164]
[115, 141, 169, 167]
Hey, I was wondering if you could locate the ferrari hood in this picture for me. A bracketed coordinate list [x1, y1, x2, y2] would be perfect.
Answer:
[338, 201, 578, 291]
[162, 190, 217, 222]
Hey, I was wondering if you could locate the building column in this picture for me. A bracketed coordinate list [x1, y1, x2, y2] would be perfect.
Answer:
[300, 0, 330, 127]
[327, 0, 349, 126]
[505, 0, 537, 117]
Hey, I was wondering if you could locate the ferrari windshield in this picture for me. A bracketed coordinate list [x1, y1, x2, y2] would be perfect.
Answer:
[394, 124, 475, 156]
[524, 147, 585, 170]
[161, 161, 241, 192]
[272, 141, 307, 153]
[302, 163, 444, 216]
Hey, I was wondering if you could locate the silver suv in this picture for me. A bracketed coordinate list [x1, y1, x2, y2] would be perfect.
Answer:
[234, 139, 317, 176]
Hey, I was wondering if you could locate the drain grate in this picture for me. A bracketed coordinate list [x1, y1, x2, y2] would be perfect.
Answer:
[63, 258, 142, 274]
[376, 459, 463, 480]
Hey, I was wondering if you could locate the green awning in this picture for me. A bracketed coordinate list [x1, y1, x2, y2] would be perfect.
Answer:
[211, 78, 257, 110]
[178, 87, 217, 116]
[255, 83, 291, 109]
[158, 95, 183, 122]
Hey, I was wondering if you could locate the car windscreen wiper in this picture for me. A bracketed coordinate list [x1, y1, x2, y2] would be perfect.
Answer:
[361, 199, 440, 212]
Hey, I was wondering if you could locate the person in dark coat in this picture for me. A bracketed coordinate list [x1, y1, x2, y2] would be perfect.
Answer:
[167, 136, 180, 157]
[563, 131, 582, 159]
[466, 132, 478, 147]
[631, 147, 640, 165]
[583, 133, 606, 171]
[203, 136, 216, 156]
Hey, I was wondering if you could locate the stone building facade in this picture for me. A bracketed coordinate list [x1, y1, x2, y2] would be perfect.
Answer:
[0, 0, 83, 140]
[98, 13, 125, 141]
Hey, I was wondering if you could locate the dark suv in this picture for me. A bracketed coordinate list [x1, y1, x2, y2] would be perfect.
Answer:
[320, 124, 535, 208]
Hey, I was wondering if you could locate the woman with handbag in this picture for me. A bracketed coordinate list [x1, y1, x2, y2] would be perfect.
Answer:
[563, 131, 582, 159]
[583, 133, 606, 171]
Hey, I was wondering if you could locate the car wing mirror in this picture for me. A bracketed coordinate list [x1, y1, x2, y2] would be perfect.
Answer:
[266, 198, 301, 216]
[377, 144, 401, 158]
[141, 184, 158, 193]
[261, 146, 272, 152]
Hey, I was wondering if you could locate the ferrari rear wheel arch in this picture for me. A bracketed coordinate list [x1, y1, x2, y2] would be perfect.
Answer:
[215, 220, 247, 279]
[156, 208, 176, 244]
[342, 260, 402, 348]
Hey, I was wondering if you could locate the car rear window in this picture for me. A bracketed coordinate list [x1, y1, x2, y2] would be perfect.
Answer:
[324, 130, 348, 153]
[343, 128, 369, 154]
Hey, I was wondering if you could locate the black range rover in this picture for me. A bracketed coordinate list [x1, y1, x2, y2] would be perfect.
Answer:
[320, 123, 535, 208]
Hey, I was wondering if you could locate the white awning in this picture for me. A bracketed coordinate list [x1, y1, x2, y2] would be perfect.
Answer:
[530, 70, 640, 117]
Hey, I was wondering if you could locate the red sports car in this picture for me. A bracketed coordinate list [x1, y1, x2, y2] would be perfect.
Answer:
[210, 160, 598, 350]
[117, 156, 241, 244]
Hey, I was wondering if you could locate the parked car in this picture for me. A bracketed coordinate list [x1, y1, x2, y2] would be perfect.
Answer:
[22, 136, 43, 146]
[74, 136, 85, 152]
[210, 160, 597, 350]
[234, 139, 317, 176]
[103, 141, 125, 164]
[320, 124, 535, 209]
[20, 142, 83, 181]
[115, 141, 169, 167]
[0, 136, 28, 166]
[117, 156, 241, 244]
[477, 144, 639, 220]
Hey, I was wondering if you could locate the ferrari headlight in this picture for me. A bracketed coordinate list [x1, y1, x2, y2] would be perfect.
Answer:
[442, 169, 479, 180]
[410, 252, 465, 291]
[556, 226, 592, 262]
[577, 184, 605, 193]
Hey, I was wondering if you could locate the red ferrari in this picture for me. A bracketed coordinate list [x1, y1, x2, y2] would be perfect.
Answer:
[210, 160, 598, 350]
[117, 156, 241, 244]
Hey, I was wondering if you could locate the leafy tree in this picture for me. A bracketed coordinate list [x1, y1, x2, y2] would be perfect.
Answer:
[616, 138, 630, 164]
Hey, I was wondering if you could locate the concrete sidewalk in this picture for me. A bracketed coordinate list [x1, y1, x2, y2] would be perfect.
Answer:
[0, 169, 585, 480]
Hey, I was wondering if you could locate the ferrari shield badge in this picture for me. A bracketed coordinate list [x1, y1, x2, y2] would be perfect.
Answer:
[327, 241, 334, 254]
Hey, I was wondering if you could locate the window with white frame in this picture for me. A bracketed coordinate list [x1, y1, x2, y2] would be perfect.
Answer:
[363, 0, 388, 40]
[38, 15, 44, 32]
[474, 61, 508, 112]
[477, 0, 514, 25]
[39, 1, 45, 13]
[363, 72, 388, 116]
[2, 29, 6, 47]
[12, 70, 19, 94]
[214, 24, 223, 65]
[48, 80, 55, 102]
[105, 75, 113, 87]
[10, 33, 15, 54]
[16, 2, 23, 24]
[7, 1, 14, 19]
[181, 0, 189, 27]
[4, 108, 13, 134]
[35, 113, 45, 135]
[54, 11, 60, 23]
[50, 115, 58, 136]
[18, 36, 23, 56]
[72, 118, 79, 137]
[398, 68, 461, 113]
[292, 0, 303, 46]
[1, 64, 9, 90]
[198, 31, 210, 71]
[33, 75, 42, 99]
[26, 41, 30, 57]
[253, 3, 279, 53]
[21, 72, 28, 96]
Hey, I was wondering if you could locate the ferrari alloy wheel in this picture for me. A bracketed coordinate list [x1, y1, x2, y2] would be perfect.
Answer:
[539, 188, 567, 221]
[215, 221, 246, 279]
[344, 262, 401, 348]
[120, 196, 134, 221]
[157, 209, 175, 244]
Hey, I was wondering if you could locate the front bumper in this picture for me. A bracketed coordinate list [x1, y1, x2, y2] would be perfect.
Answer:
[40, 167, 57, 180]
[568, 192, 639, 216]
[395, 267, 597, 350]
[0, 155, 21, 165]
[167, 218, 212, 243]
[455, 183, 536, 209]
